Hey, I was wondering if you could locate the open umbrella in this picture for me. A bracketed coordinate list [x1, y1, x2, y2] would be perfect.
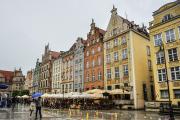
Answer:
[0, 84, 8, 89]
[32, 92, 42, 98]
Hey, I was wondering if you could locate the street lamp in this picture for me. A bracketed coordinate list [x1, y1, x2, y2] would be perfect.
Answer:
[159, 42, 174, 120]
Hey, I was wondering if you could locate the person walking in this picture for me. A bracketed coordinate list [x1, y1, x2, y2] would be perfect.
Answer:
[35, 97, 42, 119]
[11, 96, 16, 111]
[29, 99, 35, 117]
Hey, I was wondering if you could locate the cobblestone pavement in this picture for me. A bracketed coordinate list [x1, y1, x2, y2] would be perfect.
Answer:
[0, 104, 180, 120]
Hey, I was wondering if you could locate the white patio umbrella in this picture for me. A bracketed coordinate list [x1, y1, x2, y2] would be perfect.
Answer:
[22, 95, 29, 98]
[41, 93, 50, 98]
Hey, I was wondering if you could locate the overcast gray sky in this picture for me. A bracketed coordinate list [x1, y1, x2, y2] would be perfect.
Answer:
[0, 0, 174, 74]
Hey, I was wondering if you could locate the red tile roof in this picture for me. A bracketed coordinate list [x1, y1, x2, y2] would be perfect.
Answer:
[0, 70, 14, 83]
[50, 51, 61, 59]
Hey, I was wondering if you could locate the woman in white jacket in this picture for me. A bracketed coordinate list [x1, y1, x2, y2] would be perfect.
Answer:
[30, 99, 35, 116]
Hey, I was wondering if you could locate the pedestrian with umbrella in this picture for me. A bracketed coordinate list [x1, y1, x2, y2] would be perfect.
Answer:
[35, 97, 42, 119]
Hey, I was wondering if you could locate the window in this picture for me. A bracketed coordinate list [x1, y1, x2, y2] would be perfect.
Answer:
[114, 38, 118, 46]
[156, 51, 165, 64]
[174, 89, 180, 99]
[92, 71, 95, 81]
[107, 69, 111, 79]
[106, 42, 110, 49]
[115, 67, 120, 78]
[178, 26, 180, 38]
[107, 86, 112, 90]
[146, 46, 151, 56]
[86, 73, 89, 81]
[86, 51, 89, 56]
[106, 54, 111, 63]
[171, 66, 180, 80]
[115, 85, 120, 89]
[98, 46, 101, 52]
[166, 29, 175, 43]
[112, 28, 117, 36]
[114, 52, 118, 61]
[92, 59, 95, 67]
[160, 90, 169, 99]
[158, 69, 166, 82]
[91, 48, 95, 55]
[98, 56, 101, 65]
[123, 65, 128, 76]
[154, 33, 162, 46]
[148, 60, 152, 70]
[168, 48, 178, 61]
[98, 71, 102, 80]
[162, 14, 172, 22]
[122, 49, 127, 59]
[122, 36, 126, 44]
[86, 61, 89, 68]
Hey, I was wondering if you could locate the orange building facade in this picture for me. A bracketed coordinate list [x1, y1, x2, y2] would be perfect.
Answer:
[84, 20, 105, 91]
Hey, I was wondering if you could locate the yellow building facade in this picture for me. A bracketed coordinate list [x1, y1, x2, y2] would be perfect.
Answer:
[104, 6, 154, 109]
[149, 0, 180, 106]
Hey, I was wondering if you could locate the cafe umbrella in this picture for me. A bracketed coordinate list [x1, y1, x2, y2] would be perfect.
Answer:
[32, 92, 43, 98]
[0, 84, 8, 89]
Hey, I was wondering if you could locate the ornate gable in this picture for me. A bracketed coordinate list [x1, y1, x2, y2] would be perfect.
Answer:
[104, 6, 130, 41]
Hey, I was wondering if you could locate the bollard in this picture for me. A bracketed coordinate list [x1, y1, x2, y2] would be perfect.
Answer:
[115, 113, 118, 118]
[86, 112, 89, 120]
[69, 108, 72, 117]
[96, 111, 99, 117]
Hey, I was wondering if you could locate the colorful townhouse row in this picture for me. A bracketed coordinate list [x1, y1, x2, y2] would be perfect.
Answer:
[24, 0, 180, 109]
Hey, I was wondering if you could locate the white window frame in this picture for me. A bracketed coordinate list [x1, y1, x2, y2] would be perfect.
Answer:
[122, 49, 127, 59]
[98, 46, 101, 52]
[160, 90, 169, 99]
[121, 36, 126, 44]
[91, 48, 95, 55]
[114, 38, 118, 46]
[106, 42, 110, 49]
[178, 26, 180, 39]
[98, 56, 101, 65]
[158, 69, 166, 82]
[106, 54, 111, 63]
[92, 59, 95, 67]
[165, 29, 175, 43]
[146, 46, 151, 56]
[86, 73, 89, 81]
[148, 60, 152, 70]
[114, 51, 118, 61]
[107, 69, 111, 79]
[115, 67, 120, 78]
[86, 51, 89, 56]
[123, 65, 128, 76]
[174, 89, 180, 99]
[98, 71, 102, 80]
[168, 48, 178, 62]
[156, 51, 164, 64]
[86, 61, 89, 68]
[170, 66, 180, 80]
[154, 33, 162, 46]
[92, 72, 95, 81]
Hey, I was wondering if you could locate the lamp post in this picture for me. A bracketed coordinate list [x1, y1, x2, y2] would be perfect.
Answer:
[159, 42, 174, 120]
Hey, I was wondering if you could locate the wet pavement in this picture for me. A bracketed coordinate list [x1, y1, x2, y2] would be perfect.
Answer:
[0, 104, 180, 120]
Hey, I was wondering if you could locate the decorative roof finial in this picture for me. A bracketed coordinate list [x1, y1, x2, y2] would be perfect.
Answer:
[111, 5, 117, 15]
[113, 4, 115, 9]
[91, 18, 95, 28]
[92, 18, 94, 24]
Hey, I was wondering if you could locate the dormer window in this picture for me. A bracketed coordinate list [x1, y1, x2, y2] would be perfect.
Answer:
[112, 28, 117, 36]
[162, 14, 172, 22]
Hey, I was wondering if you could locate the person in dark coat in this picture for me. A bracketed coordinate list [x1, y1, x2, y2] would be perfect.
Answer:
[35, 97, 42, 119]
